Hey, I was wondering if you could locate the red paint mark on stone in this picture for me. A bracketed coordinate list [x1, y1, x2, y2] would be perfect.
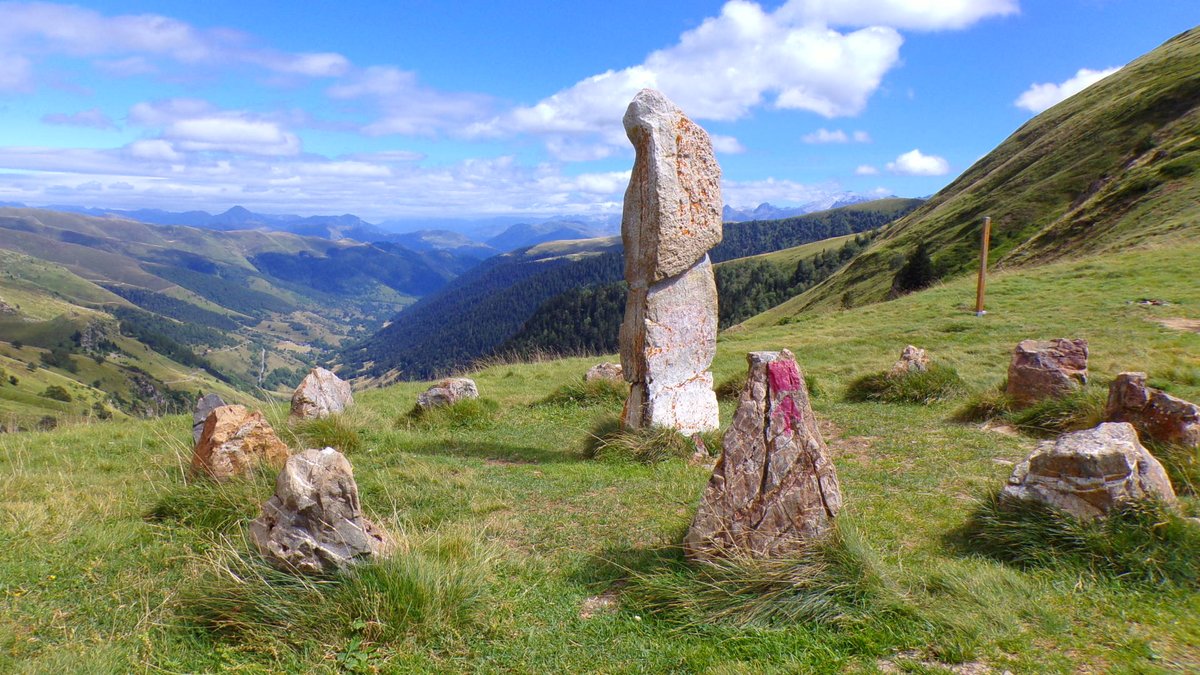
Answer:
[774, 395, 801, 432]
[767, 360, 802, 393]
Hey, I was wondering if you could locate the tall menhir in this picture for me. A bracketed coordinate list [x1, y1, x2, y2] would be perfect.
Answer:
[618, 89, 722, 435]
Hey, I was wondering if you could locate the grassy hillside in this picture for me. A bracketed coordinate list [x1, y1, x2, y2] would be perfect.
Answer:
[3, 238, 1196, 671]
[775, 28, 1200, 317]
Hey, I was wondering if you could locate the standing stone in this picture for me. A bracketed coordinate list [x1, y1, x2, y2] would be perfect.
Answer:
[888, 345, 930, 377]
[685, 350, 842, 561]
[290, 367, 353, 422]
[1000, 422, 1176, 519]
[1105, 372, 1200, 447]
[585, 362, 624, 383]
[250, 447, 391, 574]
[192, 405, 291, 481]
[619, 88, 722, 435]
[1005, 338, 1088, 407]
[416, 377, 479, 410]
[192, 392, 226, 445]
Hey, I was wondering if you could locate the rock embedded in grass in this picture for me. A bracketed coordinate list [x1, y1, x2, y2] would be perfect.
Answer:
[416, 377, 479, 410]
[1105, 372, 1200, 447]
[618, 88, 722, 435]
[888, 345, 930, 377]
[1006, 338, 1089, 408]
[1000, 422, 1176, 519]
[585, 362, 623, 382]
[289, 367, 353, 422]
[250, 447, 391, 575]
[685, 349, 842, 560]
[192, 392, 225, 444]
[192, 404, 291, 481]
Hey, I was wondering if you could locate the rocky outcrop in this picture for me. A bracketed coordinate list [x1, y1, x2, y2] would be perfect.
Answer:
[289, 367, 354, 421]
[1000, 422, 1176, 519]
[685, 350, 842, 560]
[191, 405, 291, 481]
[1105, 372, 1200, 447]
[1006, 338, 1088, 407]
[416, 377, 479, 410]
[618, 88, 722, 435]
[585, 362, 624, 382]
[888, 345, 930, 377]
[250, 447, 391, 575]
[192, 392, 226, 444]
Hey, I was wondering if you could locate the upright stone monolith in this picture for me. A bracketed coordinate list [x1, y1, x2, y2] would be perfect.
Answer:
[685, 350, 842, 560]
[289, 367, 353, 422]
[618, 88, 722, 435]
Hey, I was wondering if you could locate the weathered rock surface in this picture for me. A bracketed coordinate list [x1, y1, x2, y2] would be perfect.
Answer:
[619, 88, 721, 435]
[585, 362, 624, 382]
[290, 367, 353, 421]
[685, 350, 842, 560]
[1106, 372, 1200, 447]
[192, 392, 226, 444]
[1006, 338, 1088, 407]
[416, 377, 479, 409]
[250, 447, 390, 574]
[888, 345, 930, 377]
[1001, 422, 1176, 519]
[191, 405, 290, 481]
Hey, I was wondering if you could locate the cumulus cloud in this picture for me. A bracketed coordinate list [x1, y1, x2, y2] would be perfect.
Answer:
[41, 108, 117, 130]
[710, 134, 746, 154]
[854, 164, 879, 175]
[1014, 66, 1122, 113]
[779, 0, 1019, 31]
[327, 65, 492, 136]
[166, 117, 301, 156]
[803, 128, 871, 144]
[886, 149, 949, 176]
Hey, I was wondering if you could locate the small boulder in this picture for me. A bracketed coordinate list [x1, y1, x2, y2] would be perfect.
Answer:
[290, 367, 353, 421]
[192, 392, 226, 444]
[888, 345, 930, 377]
[416, 377, 479, 410]
[684, 349, 842, 561]
[1005, 338, 1088, 407]
[250, 447, 391, 574]
[585, 362, 624, 382]
[1105, 372, 1200, 448]
[1000, 422, 1176, 519]
[192, 405, 291, 481]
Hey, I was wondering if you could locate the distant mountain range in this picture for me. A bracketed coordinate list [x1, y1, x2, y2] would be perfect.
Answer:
[722, 194, 879, 222]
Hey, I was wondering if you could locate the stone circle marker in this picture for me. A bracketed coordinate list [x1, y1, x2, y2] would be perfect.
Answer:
[250, 447, 391, 574]
[1006, 338, 1088, 408]
[416, 377, 479, 410]
[585, 362, 623, 383]
[290, 367, 353, 422]
[192, 392, 226, 444]
[618, 88, 722, 435]
[192, 404, 290, 481]
[685, 349, 842, 560]
[1105, 372, 1200, 448]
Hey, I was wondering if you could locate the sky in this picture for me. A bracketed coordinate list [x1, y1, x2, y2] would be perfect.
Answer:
[0, 0, 1194, 221]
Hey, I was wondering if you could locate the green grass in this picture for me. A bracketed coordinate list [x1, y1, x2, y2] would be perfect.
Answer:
[401, 397, 501, 431]
[537, 377, 628, 407]
[845, 363, 968, 404]
[583, 417, 722, 463]
[1, 240, 1199, 672]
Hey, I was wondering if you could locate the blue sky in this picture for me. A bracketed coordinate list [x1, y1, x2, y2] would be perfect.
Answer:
[0, 1, 1194, 220]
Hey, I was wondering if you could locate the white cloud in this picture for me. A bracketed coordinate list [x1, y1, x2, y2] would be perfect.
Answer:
[710, 134, 746, 154]
[779, 0, 1019, 31]
[722, 176, 847, 207]
[886, 149, 949, 176]
[166, 117, 301, 156]
[1014, 66, 1122, 114]
[855, 164, 879, 175]
[327, 65, 492, 137]
[128, 98, 216, 126]
[125, 139, 182, 162]
[0, 53, 32, 91]
[803, 128, 871, 144]
[42, 107, 117, 130]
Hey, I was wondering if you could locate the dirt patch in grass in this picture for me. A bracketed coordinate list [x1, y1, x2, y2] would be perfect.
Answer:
[1153, 317, 1200, 333]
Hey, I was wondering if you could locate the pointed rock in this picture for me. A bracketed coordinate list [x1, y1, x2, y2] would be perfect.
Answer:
[618, 88, 722, 435]
[1105, 372, 1200, 447]
[289, 367, 353, 421]
[685, 350, 842, 560]
[250, 447, 391, 574]
[1006, 338, 1088, 408]
[191, 405, 290, 481]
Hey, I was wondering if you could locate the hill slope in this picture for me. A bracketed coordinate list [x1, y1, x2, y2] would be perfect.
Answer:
[764, 27, 1200, 320]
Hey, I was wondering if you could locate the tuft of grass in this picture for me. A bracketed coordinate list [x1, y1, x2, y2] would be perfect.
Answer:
[1145, 440, 1200, 497]
[1008, 384, 1106, 436]
[400, 397, 499, 431]
[845, 363, 968, 405]
[291, 413, 362, 454]
[536, 378, 627, 407]
[178, 524, 497, 648]
[954, 494, 1200, 586]
[146, 472, 273, 533]
[582, 415, 722, 463]
[626, 522, 907, 628]
[953, 383, 1013, 422]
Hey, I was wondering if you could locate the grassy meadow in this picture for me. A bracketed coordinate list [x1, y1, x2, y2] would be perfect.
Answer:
[2, 240, 1199, 673]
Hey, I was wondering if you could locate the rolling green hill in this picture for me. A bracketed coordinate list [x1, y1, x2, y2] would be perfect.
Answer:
[760, 27, 1200, 321]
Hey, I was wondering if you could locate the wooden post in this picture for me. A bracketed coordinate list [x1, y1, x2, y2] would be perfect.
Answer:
[975, 216, 992, 316]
